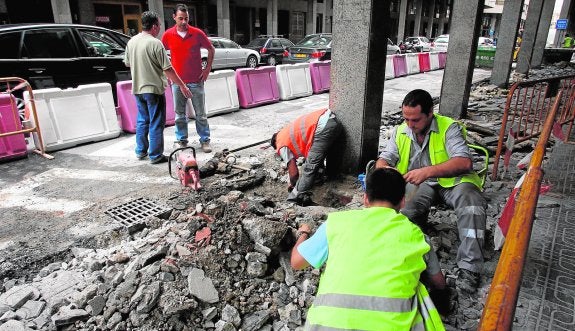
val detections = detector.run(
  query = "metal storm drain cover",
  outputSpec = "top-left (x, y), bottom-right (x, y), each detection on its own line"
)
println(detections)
top-left (105, 198), bottom-right (172, 231)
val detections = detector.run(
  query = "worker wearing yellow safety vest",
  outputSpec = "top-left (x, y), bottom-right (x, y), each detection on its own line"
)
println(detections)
top-left (563, 34), bottom-right (574, 48)
top-left (291, 168), bottom-right (449, 330)
top-left (376, 89), bottom-right (486, 294)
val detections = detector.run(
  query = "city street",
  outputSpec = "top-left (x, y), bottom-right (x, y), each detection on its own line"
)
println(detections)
top-left (0, 68), bottom-right (491, 278)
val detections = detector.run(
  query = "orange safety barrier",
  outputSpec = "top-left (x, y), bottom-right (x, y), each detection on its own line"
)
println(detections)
top-left (491, 75), bottom-right (575, 180)
top-left (0, 77), bottom-right (53, 159)
top-left (478, 92), bottom-right (562, 331)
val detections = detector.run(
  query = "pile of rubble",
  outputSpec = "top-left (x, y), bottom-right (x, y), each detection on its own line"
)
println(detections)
top-left (2, 62), bottom-right (574, 331)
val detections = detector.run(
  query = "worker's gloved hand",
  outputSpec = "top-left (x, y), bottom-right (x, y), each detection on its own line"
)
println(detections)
top-left (287, 184), bottom-right (294, 192)
top-left (429, 287), bottom-right (453, 316)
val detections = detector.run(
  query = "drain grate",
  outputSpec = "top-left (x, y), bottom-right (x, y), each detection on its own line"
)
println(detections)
top-left (105, 198), bottom-right (172, 229)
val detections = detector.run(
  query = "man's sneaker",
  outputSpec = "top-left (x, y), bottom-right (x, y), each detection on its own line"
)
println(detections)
top-left (174, 141), bottom-right (188, 148)
top-left (201, 142), bottom-right (212, 153)
top-left (150, 155), bottom-right (168, 164)
top-left (136, 153), bottom-right (148, 160)
top-left (456, 269), bottom-right (480, 293)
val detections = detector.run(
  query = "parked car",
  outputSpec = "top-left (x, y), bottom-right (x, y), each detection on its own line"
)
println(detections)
top-left (201, 37), bottom-right (260, 70)
top-left (283, 33), bottom-right (332, 64)
top-left (0, 23), bottom-right (131, 91)
top-left (430, 34), bottom-right (449, 52)
top-left (404, 36), bottom-right (432, 52)
top-left (387, 39), bottom-right (401, 54)
top-left (478, 37), bottom-right (496, 48)
top-left (245, 35), bottom-right (294, 65)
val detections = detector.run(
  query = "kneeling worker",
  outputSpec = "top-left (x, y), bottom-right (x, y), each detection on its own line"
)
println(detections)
top-left (270, 108), bottom-right (342, 206)
top-left (291, 168), bottom-right (447, 330)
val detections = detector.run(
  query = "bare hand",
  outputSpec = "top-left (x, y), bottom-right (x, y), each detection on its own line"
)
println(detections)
top-left (199, 68), bottom-right (210, 82)
top-left (404, 168), bottom-right (429, 185)
top-left (180, 85), bottom-right (192, 99)
top-left (298, 223), bottom-right (312, 233)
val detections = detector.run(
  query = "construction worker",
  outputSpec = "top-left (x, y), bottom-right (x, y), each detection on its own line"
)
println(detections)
top-left (291, 167), bottom-right (447, 330)
top-left (563, 33), bottom-right (574, 48)
top-left (376, 89), bottom-right (486, 294)
top-left (270, 108), bottom-right (342, 206)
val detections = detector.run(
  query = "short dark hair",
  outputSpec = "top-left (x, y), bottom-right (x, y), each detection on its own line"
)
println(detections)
top-left (174, 3), bottom-right (188, 14)
top-left (270, 132), bottom-right (278, 149)
top-left (365, 168), bottom-right (406, 206)
top-left (402, 89), bottom-right (434, 115)
top-left (141, 11), bottom-right (159, 31)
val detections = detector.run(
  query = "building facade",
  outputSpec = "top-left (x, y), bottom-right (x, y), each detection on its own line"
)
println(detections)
top-left (2, 0), bottom-right (569, 46)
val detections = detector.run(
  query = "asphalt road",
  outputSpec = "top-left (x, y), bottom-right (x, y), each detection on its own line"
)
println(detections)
top-left (0, 68), bottom-right (492, 278)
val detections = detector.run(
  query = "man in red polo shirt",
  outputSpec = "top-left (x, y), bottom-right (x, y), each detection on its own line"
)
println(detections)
top-left (162, 3), bottom-right (215, 153)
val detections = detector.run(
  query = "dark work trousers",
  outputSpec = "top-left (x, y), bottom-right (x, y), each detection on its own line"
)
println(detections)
top-left (288, 117), bottom-right (343, 201)
top-left (401, 182), bottom-right (486, 274)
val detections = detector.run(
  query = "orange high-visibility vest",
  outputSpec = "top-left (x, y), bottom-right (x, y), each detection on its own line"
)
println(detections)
top-left (275, 108), bottom-right (327, 157)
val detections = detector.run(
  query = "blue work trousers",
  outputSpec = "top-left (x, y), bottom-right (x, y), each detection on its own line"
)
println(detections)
top-left (134, 93), bottom-right (166, 161)
top-left (172, 82), bottom-right (210, 144)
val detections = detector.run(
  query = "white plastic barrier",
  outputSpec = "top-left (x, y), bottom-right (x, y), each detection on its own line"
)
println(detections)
top-left (24, 83), bottom-right (121, 152)
top-left (429, 52), bottom-right (440, 70)
top-left (405, 53), bottom-right (420, 75)
top-left (385, 55), bottom-right (395, 80)
top-left (205, 69), bottom-right (240, 117)
top-left (275, 63), bottom-right (313, 100)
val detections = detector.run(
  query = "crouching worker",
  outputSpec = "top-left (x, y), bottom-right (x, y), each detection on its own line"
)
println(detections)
top-left (270, 108), bottom-right (342, 206)
top-left (291, 167), bottom-right (448, 330)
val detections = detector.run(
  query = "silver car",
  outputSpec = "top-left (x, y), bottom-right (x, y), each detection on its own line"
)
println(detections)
top-left (430, 35), bottom-right (449, 52)
top-left (201, 37), bottom-right (260, 70)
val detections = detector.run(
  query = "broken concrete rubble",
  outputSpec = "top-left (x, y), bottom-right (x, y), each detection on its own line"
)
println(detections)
top-left (1, 64), bottom-right (573, 330)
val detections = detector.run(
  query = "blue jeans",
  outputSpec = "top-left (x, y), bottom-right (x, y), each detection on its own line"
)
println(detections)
top-left (134, 93), bottom-right (166, 160)
top-left (172, 82), bottom-right (210, 144)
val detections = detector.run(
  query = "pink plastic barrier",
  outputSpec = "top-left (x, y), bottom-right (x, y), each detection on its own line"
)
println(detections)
top-left (116, 81), bottom-right (177, 133)
top-left (438, 52), bottom-right (447, 69)
top-left (393, 55), bottom-right (408, 77)
top-left (309, 60), bottom-right (331, 94)
top-left (418, 53), bottom-right (431, 72)
top-left (235, 67), bottom-right (280, 108)
top-left (0, 94), bottom-right (27, 161)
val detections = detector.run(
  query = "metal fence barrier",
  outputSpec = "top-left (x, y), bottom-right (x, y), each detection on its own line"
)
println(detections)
top-left (491, 75), bottom-right (575, 180)
top-left (478, 92), bottom-right (563, 330)
top-left (0, 77), bottom-right (52, 159)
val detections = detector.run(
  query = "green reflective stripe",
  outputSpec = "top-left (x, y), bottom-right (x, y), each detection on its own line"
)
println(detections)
top-left (314, 293), bottom-right (414, 313)
top-left (289, 124), bottom-right (303, 157)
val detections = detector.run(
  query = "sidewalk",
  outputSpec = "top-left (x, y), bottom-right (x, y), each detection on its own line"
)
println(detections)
top-left (513, 141), bottom-right (575, 330)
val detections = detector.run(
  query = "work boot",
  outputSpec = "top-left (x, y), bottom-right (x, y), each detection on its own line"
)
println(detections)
top-left (150, 155), bottom-right (168, 164)
top-left (455, 269), bottom-right (480, 293)
top-left (201, 141), bottom-right (212, 153)
top-left (173, 140), bottom-right (188, 149)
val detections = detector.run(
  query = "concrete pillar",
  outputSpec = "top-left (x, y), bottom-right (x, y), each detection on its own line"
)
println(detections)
top-left (516, 0), bottom-right (544, 74)
top-left (397, 0), bottom-right (408, 42)
top-left (491, 0), bottom-right (525, 87)
top-left (553, 0), bottom-right (572, 46)
top-left (531, 0), bottom-right (556, 67)
top-left (437, 0), bottom-right (447, 34)
top-left (427, 0), bottom-right (436, 39)
top-left (217, 0), bottom-right (231, 39)
top-left (267, 0), bottom-right (278, 35)
top-left (307, 0), bottom-right (317, 34)
top-left (324, 0), bottom-right (333, 32)
top-left (329, 0), bottom-right (390, 174)
top-left (439, 0), bottom-right (483, 119)
top-left (414, 0), bottom-right (423, 36)
top-left (50, 0), bottom-right (72, 23)
top-left (147, 0), bottom-right (165, 35)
